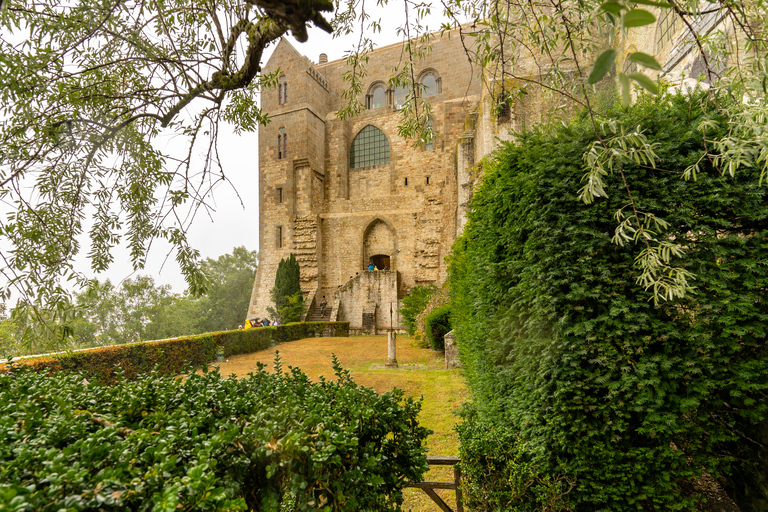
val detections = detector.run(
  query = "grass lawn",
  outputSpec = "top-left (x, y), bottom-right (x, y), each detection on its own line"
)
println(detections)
top-left (212, 334), bottom-right (469, 512)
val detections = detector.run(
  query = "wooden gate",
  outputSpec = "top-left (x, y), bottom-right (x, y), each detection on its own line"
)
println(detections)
top-left (406, 456), bottom-right (463, 512)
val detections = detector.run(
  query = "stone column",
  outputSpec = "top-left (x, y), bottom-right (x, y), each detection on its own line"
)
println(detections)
top-left (386, 330), bottom-right (398, 368)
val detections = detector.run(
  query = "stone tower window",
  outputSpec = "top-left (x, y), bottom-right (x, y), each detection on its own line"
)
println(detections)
top-left (367, 82), bottom-right (387, 109)
top-left (350, 125), bottom-right (390, 169)
top-left (276, 187), bottom-right (283, 204)
top-left (276, 226), bottom-right (283, 248)
top-left (393, 85), bottom-right (409, 110)
top-left (278, 127), bottom-right (287, 159)
top-left (278, 75), bottom-right (287, 105)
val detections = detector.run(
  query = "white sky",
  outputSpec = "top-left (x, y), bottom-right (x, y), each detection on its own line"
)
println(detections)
top-left (80, 4), bottom-right (454, 293)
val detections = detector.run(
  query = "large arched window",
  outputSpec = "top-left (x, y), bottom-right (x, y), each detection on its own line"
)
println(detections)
top-left (278, 127), bottom-right (287, 159)
top-left (350, 125), bottom-right (390, 169)
top-left (278, 75), bottom-right (287, 105)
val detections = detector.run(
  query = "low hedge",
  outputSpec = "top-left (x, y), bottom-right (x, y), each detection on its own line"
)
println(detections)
top-left (1, 321), bottom-right (350, 383)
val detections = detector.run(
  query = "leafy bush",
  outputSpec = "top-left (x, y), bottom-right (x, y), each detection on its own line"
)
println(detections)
top-left (400, 284), bottom-right (438, 335)
top-left (0, 357), bottom-right (431, 511)
top-left (450, 92), bottom-right (768, 510)
top-left (424, 304), bottom-right (451, 350)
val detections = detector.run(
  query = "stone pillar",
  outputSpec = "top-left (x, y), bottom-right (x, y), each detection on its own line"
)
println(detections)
top-left (386, 330), bottom-right (398, 368)
top-left (444, 330), bottom-right (463, 369)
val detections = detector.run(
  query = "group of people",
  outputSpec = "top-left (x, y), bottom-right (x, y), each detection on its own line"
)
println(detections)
top-left (239, 317), bottom-right (281, 329)
top-left (367, 262), bottom-right (390, 271)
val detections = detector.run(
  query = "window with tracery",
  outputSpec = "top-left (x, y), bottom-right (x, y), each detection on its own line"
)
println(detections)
top-left (278, 128), bottom-right (287, 159)
top-left (278, 75), bottom-right (287, 105)
top-left (350, 125), bottom-right (390, 169)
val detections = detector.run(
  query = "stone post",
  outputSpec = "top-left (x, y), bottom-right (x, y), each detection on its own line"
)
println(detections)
top-left (386, 329), bottom-right (398, 368)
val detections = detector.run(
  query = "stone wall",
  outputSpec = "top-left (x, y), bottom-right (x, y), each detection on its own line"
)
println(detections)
top-left (249, 29), bottom-right (483, 326)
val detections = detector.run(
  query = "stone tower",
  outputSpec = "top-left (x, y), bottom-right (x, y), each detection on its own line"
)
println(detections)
top-left (248, 31), bottom-right (483, 332)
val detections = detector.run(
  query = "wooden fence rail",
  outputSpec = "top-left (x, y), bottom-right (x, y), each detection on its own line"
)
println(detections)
top-left (406, 456), bottom-right (463, 512)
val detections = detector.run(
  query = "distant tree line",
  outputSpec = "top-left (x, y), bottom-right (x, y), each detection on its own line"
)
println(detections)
top-left (0, 247), bottom-right (257, 358)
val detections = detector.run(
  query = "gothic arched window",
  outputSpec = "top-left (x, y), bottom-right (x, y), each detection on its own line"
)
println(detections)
top-left (350, 125), bottom-right (390, 169)
top-left (278, 75), bottom-right (287, 105)
top-left (278, 127), bottom-right (287, 159)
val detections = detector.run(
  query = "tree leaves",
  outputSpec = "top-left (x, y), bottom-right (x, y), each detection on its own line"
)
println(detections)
top-left (588, 49), bottom-right (618, 84)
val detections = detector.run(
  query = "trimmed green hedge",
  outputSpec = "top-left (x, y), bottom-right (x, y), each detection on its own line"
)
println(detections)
top-left (424, 304), bottom-right (451, 350)
top-left (1, 321), bottom-right (350, 383)
top-left (450, 92), bottom-right (768, 510)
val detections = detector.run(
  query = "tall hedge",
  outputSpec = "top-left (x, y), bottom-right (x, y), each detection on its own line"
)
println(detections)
top-left (450, 92), bottom-right (768, 511)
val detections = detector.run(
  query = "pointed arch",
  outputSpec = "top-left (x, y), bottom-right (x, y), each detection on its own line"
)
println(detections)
top-left (361, 218), bottom-right (396, 270)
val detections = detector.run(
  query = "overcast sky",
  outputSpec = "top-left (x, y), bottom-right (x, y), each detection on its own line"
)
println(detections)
top-left (86, 4), bottom-right (452, 293)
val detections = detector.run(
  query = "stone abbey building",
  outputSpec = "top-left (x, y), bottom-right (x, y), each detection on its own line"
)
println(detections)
top-left (247, 12), bottom-right (733, 332)
top-left (247, 30), bottom-right (490, 332)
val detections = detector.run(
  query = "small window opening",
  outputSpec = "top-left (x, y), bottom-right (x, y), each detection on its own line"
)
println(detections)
top-left (276, 226), bottom-right (283, 248)
top-left (404, 177), bottom-right (408, 186)
top-left (278, 75), bottom-right (287, 105)
top-left (426, 176), bottom-right (430, 185)
top-left (276, 187), bottom-right (283, 204)
top-left (278, 128), bottom-right (287, 159)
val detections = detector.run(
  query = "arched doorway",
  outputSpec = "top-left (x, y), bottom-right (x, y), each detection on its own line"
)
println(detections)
top-left (363, 219), bottom-right (395, 270)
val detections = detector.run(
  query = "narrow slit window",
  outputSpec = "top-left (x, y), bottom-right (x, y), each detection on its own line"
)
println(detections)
top-left (277, 187), bottom-right (283, 204)
top-left (278, 128), bottom-right (287, 159)
top-left (426, 176), bottom-right (430, 185)
top-left (276, 226), bottom-right (283, 248)
top-left (278, 75), bottom-right (287, 105)
top-left (404, 178), bottom-right (408, 186)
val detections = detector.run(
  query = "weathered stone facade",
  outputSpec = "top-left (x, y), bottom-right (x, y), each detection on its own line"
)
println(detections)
top-left (248, 31), bottom-right (483, 332)
top-left (248, 14), bottom-right (733, 333)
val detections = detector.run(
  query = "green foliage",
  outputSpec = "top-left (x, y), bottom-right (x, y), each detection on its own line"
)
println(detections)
top-left (457, 420), bottom-right (572, 512)
top-left (424, 304), bottom-right (451, 351)
top-left (2, 322), bottom-right (350, 382)
top-left (0, 355), bottom-right (430, 511)
top-left (269, 254), bottom-right (302, 323)
top-left (195, 247), bottom-right (258, 333)
top-left (400, 284), bottom-right (438, 336)
top-left (450, 92), bottom-right (768, 510)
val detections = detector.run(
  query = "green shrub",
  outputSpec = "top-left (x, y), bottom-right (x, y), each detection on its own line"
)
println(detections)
top-left (457, 420), bottom-right (571, 512)
top-left (424, 304), bottom-right (451, 350)
top-left (0, 357), bottom-right (431, 511)
top-left (400, 284), bottom-right (438, 336)
top-left (450, 92), bottom-right (768, 510)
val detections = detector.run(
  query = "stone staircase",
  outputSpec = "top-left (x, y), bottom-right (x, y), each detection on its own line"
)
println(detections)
top-left (307, 305), bottom-right (331, 323)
